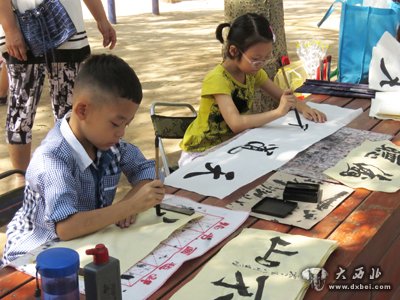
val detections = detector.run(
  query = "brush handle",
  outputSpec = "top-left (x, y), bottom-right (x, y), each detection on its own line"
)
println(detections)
top-left (154, 136), bottom-right (164, 216)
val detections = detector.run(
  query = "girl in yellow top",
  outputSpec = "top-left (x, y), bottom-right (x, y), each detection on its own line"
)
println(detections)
top-left (179, 13), bottom-right (326, 166)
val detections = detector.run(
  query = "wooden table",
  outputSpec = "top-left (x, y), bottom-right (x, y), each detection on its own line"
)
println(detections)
top-left (1, 94), bottom-right (399, 300)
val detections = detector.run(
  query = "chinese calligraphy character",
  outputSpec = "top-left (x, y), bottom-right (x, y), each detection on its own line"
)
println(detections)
top-left (255, 236), bottom-right (299, 267)
top-left (140, 274), bottom-right (157, 285)
top-left (339, 162), bottom-right (393, 181)
top-left (184, 162), bottom-right (234, 180)
top-left (211, 270), bottom-right (268, 300)
top-left (335, 266), bottom-right (347, 280)
top-left (365, 144), bottom-right (400, 166)
top-left (369, 267), bottom-right (382, 280)
top-left (228, 141), bottom-right (278, 156)
top-left (201, 233), bottom-right (214, 240)
top-left (159, 262), bottom-right (176, 270)
top-left (352, 266), bottom-right (365, 280)
top-left (214, 221), bottom-right (230, 230)
top-left (379, 58), bottom-right (400, 88)
top-left (181, 246), bottom-right (197, 255)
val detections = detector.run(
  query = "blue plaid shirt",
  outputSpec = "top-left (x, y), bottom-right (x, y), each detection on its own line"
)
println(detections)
top-left (2, 113), bottom-right (155, 264)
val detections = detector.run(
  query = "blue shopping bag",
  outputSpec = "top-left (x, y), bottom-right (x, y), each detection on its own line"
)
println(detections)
top-left (318, 0), bottom-right (400, 83)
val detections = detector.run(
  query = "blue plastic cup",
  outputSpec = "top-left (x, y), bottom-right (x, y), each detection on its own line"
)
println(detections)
top-left (36, 247), bottom-right (80, 300)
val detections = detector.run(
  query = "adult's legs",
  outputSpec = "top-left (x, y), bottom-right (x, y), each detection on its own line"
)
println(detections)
top-left (48, 62), bottom-right (80, 119)
top-left (6, 63), bottom-right (46, 174)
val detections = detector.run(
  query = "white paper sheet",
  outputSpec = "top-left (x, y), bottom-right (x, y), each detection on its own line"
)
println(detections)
top-left (171, 229), bottom-right (337, 300)
top-left (227, 172), bottom-right (354, 229)
top-left (369, 32), bottom-right (400, 92)
top-left (165, 103), bottom-right (362, 198)
top-left (324, 140), bottom-right (400, 192)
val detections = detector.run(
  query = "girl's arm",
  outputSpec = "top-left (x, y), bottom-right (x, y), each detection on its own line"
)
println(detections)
top-left (214, 89), bottom-right (294, 133)
top-left (259, 79), bottom-right (327, 123)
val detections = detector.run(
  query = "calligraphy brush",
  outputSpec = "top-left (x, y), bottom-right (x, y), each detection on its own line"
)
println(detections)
top-left (279, 56), bottom-right (303, 129)
top-left (154, 136), bottom-right (165, 216)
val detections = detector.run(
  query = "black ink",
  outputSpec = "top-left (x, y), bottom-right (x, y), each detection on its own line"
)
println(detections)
top-left (155, 205), bottom-right (166, 217)
top-left (184, 162), bottom-right (234, 180)
top-left (339, 162), bottom-right (393, 181)
top-left (211, 270), bottom-right (268, 300)
top-left (255, 236), bottom-right (299, 267)
top-left (289, 122), bottom-right (309, 131)
top-left (317, 191), bottom-right (349, 211)
top-left (303, 209), bottom-right (317, 220)
top-left (379, 58), bottom-right (400, 88)
top-left (120, 274), bottom-right (135, 280)
top-left (228, 141), bottom-right (278, 156)
top-left (162, 217), bottom-right (178, 223)
top-left (365, 144), bottom-right (400, 166)
top-left (212, 271), bottom-right (253, 296)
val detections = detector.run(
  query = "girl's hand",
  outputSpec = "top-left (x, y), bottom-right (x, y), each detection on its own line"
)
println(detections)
top-left (301, 105), bottom-right (327, 123)
top-left (277, 90), bottom-right (296, 117)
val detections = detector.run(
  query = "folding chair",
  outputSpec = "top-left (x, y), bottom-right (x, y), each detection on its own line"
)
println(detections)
top-left (150, 101), bottom-right (197, 177)
top-left (0, 169), bottom-right (25, 256)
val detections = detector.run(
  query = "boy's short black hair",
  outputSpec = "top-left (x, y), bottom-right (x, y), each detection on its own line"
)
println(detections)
top-left (75, 54), bottom-right (143, 104)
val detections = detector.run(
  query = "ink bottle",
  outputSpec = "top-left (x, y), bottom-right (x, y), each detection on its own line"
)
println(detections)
top-left (83, 244), bottom-right (122, 300)
top-left (36, 247), bottom-right (80, 300)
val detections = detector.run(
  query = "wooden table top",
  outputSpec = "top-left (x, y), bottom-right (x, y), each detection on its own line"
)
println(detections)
top-left (1, 94), bottom-right (399, 300)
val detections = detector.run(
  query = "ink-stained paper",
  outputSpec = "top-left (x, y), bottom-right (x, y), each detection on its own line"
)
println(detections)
top-left (171, 229), bottom-right (337, 300)
top-left (369, 32), bottom-right (400, 92)
top-left (165, 102), bottom-right (362, 198)
top-left (278, 127), bottom-right (392, 182)
top-left (370, 92), bottom-right (400, 120)
top-left (54, 208), bottom-right (202, 273)
top-left (227, 172), bottom-right (354, 229)
top-left (324, 140), bottom-right (400, 192)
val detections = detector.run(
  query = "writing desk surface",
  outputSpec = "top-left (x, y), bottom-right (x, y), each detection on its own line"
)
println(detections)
top-left (1, 95), bottom-right (399, 300)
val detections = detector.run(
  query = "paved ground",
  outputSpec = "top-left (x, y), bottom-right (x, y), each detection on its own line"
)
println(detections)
top-left (0, 0), bottom-right (340, 197)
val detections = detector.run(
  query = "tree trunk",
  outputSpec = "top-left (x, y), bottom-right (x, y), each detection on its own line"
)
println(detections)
top-left (224, 0), bottom-right (288, 112)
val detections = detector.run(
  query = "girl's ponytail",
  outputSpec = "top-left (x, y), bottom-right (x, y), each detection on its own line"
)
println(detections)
top-left (215, 23), bottom-right (230, 44)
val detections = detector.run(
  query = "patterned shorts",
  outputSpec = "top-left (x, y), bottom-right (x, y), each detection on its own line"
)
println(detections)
top-left (5, 62), bottom-right (80, 144)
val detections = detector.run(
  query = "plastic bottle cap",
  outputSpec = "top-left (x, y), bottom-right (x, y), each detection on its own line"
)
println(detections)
top-left (85, 243), bottom-right (110, 265)
top-left (36, 247), bottom-right (79, 278)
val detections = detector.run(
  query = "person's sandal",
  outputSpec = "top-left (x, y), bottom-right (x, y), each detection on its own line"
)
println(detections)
top-left (0, 95), bottom-right (7, 105)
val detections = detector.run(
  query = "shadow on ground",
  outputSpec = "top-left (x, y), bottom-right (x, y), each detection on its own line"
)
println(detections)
top-left (0, 1), bottom-right (339, 198)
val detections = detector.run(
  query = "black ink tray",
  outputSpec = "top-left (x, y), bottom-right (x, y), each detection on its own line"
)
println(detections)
top-left (251, 197), bottom-right (297, 218)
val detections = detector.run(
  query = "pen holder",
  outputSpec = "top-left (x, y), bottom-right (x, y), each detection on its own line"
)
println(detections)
top-left (283, 181), bottom-right (321, 203)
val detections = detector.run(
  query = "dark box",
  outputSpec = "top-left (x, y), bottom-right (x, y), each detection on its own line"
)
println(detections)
top-left (283, 181), bottom-right (321, 203)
